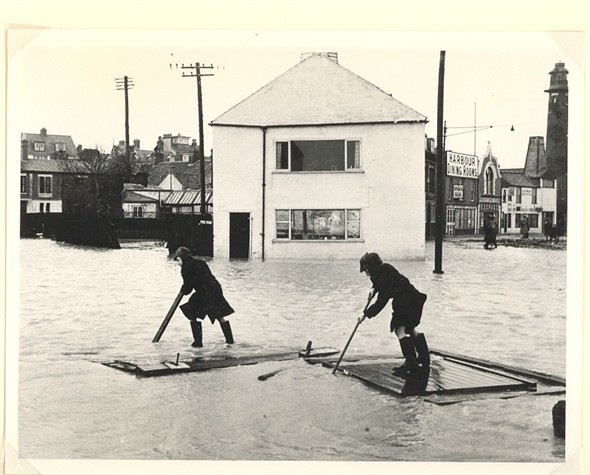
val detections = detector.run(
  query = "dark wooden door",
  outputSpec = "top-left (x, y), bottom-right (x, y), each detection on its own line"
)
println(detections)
top-left (229, 212), bottom-right (250, 259)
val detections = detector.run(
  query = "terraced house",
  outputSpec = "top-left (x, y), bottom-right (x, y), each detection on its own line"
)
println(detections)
top-left (211, 52), bottom-right (427, 260)
top-left (20, 128), bottom-right (78, 214)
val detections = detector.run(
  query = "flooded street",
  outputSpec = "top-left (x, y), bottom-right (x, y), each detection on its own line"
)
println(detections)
top-left (12, 238), bottom-right (567, 465)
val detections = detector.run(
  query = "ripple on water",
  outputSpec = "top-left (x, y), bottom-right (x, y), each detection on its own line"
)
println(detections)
top-left (14, 239), bottom-right (568, 462)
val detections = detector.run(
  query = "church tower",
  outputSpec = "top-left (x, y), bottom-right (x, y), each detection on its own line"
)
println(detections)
top-left (543, 62), bottom-right (568, 232)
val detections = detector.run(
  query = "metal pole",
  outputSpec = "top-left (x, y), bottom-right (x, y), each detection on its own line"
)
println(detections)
top-left (434, 51), bottom-right (446, 275)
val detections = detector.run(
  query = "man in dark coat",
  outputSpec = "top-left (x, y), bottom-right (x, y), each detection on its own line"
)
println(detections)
top-left (173, 246), bottom-right (235, 347)
top-left (484, 216), bottom-right (498, 249)
top-left (357, 252), bottom-right (429, 375)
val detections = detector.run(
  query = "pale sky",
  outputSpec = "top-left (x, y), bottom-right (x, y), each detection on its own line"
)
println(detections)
top-left (8, 30), bottom-right (582, 170)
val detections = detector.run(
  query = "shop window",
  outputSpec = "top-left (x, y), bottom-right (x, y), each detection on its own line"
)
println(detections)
top-left (275, 208), bottom-right (361, 240)
top-left (275, 139), bottom-right (361, 171)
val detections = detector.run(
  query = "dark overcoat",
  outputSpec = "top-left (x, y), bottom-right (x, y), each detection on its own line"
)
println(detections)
top-left (364, 263), bottom-right (427, 332)
top-left (179, 257), bottom-right (235, 324)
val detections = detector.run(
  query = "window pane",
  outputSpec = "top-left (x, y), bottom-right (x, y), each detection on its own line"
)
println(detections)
top-left (347, 221), bottom-right (360, 238)
top-left (346, 140), bottom-right (360, 169)
top-left (291, 140), bottom-right (344, 171)
top-left (276, 209), bottom-right (289, 221)
top-left (276, 222), bottom-right (289, 239)
top-left (276, 142), bottom-right (288, 169)
top-left (291, 209), bottom-right (345, 240)
top-left (347, 209), bottom-right (360, 221)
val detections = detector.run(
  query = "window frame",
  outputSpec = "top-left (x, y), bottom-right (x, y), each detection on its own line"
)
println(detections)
top-left (38, 174), bottom-right (52, 196)
top-left (33, 142), bottom-right (45, 152)
top-left (21, 174), bottom-right (27, 194)
top-left (274, 139), bottom-right (362, 172)
top-left (275, 208), bottom-right (362, 241)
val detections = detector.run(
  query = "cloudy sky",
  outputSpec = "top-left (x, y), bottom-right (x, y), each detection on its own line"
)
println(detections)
top-left (8, 29), bottom-right (582, 171)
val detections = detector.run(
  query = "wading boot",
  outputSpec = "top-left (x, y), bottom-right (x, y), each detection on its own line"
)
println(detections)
top-left (412, 333), bottom-right (430, 368)
top-left (393, 336), bottom-right (418, 376)
top-left (190, 320), bottom-right (203, 348)
top-left (220, 320), bottom-right (234, 344)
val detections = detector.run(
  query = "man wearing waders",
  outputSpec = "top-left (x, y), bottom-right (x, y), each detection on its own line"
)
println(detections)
top-left (173, 246), bottom-right (235, 347)
top-left (357, 252), bottom-right (430, 375)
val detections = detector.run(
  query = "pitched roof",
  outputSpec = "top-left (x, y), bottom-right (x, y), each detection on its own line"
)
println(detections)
top-left (211, 54), bottom-right (427, 127)
top-left (122, 190), bottom-right (162, 203)
top-left (20, 159), bottom-right (89, 173)
top-left (21, 131), bottom-right (78, 157)
top-left (147, 160), bottom-right (212, 189)
top-left (501, 169), bottom-right (540, 187)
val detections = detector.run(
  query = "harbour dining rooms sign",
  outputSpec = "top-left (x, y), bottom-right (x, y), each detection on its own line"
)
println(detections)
top-left (446, 151), bottom-right (479, 178)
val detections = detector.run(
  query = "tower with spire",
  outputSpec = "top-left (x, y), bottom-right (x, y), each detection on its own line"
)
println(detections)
top-left (542, 62), bottom-right (568, 232)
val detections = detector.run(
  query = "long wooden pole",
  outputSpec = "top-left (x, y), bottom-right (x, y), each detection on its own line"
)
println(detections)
top-left (152, 291), bottom-right (184, 342)
top-left (332, 293), bottom-right (374, 374)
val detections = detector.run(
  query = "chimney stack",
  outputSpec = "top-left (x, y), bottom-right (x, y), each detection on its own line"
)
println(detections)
top-left (133, 139), bottom-right (140, 150)
top-left (40, 128), bottom-right (47, 137)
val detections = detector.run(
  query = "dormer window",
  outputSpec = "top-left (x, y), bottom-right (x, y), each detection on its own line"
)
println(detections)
top-left (33, 142), bottom-right (45, 152)
top-left (54, 142), bottom-right (66, 152)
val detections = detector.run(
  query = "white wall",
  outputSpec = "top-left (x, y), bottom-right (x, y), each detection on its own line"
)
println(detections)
top-left (28, 199), bottom-right (62, 213)
top-left (212, 123), bottom-right (425, 260)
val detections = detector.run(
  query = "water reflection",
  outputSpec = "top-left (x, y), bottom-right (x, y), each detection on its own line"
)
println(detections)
top-left (14, 238), bottom-right (567, 462)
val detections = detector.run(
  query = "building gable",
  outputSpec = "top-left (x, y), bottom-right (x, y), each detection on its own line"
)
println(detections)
top-left (211, 53), bottom-right (427, 127)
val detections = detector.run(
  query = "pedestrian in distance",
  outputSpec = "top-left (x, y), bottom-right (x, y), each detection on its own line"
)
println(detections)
top-left (357, 252), bottom-right (430, 376)
top-left (544, 217), bottom-right (552, 242)
top-left (173, 246), bottom-right (235, 347)
top-left (520, 215), bottom-right (530, 239)
top-left (484, 216), bottom-right (498, 249)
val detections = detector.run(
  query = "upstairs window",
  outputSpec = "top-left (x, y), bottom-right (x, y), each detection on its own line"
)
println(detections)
top-left (39, 175), bottom-right (52, 195)
top-left (54, 142), bottom-right (66, 152)
top-left (485, 167), bottom-right (494, 195)
top-left (531, 188), bottom-right (537, 205)
top-left (515, 187), bottom-right (522, 204)
top-left (34, 142), bottom-right (45, 152)
top-left (275, 139), bottom-right (361, 171)
top-left (21, 174), bottom-right (27, 194)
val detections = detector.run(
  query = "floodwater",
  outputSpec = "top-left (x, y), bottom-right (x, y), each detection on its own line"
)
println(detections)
top-left (13, 238), bottom-right (567, 466)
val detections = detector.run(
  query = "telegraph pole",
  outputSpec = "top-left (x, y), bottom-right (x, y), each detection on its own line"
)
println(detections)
top-left (115, 76), bottom-right (134, 164)
top-left (434, 51), bottom-right (446, 275)
top-left (175, 62), bottom-right (214, 215)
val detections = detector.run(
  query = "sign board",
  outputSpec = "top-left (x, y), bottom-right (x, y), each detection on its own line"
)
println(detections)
top-left (446, 152), bottom-right (479, 178)
top-left (521, 188), bottom-right (532, 196)
top-left (453, 185), bottom-right (464, 199)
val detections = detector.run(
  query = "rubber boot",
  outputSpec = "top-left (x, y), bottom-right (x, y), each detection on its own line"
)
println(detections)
top-left (220, 320), bottom-right (234, 344)
top-left (190, 320), bottom-right (203, 348)
top-left (393, 337), bottom-right (418, 375)
top-left (412, 333), bottom-right (430, 367)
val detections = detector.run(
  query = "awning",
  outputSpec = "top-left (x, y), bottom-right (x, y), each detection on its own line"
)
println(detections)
top-left (163, 190), bottom-right (213, 206)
